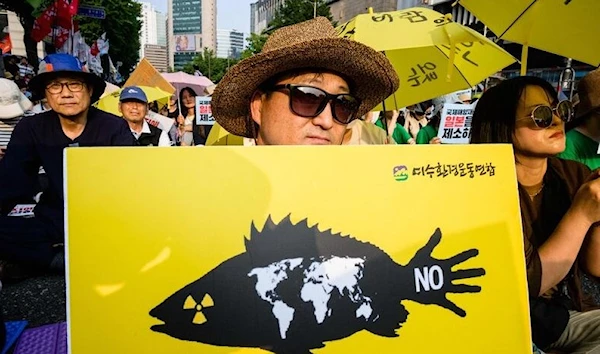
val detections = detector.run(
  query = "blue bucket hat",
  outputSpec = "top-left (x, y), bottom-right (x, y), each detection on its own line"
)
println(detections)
top-left (119, 86), bottom-right (148, 103)
top-left (28, 53), bottom-right (106, 102)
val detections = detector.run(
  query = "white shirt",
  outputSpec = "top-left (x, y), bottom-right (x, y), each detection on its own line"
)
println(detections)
top-left (131, 120), bottom-right (171, 147)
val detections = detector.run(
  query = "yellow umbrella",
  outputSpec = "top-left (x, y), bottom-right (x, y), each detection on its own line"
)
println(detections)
top-left (337, 7), bottom-right (516, 111)
top-left (95, 86), bottom-right (172, 116)
top-left (459, 0), bottom-right (600, 75)
top-left (205, 122), bottom-right (244, 146)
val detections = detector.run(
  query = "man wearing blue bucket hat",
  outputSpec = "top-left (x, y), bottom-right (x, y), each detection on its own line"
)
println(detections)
top-left (0, 53), bottom-right (135, 278)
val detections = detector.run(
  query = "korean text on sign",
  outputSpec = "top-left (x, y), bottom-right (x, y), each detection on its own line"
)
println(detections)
top-left (437, 103), bottom-right (475, 144)
top-left (412, 162), bottom-right (496, 179)
top-left (195, 96), bottom-right (215, 126)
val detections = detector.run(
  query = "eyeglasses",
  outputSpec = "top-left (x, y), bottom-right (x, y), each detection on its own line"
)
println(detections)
top-left (518, 100), bottom-right (573, 128)
top-left (268, 84), bottom-right (361, 124)
top-left (46, 81), bottom-right (85, 94)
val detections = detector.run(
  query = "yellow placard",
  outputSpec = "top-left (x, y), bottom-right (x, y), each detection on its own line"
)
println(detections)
top-left (65, 145), bottom-right (531, 353)
top-left (124, 58), bottom-right (175, 95)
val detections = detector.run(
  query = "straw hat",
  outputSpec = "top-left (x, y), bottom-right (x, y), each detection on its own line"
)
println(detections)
top-left (574, 67), bottom-right (600, 121)
top-left (211, 17), bottom-right (399, 138)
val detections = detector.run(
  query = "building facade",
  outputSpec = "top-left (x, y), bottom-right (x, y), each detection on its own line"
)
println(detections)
top-left (0, 10), bottom-right (44, 58)
top-left (216, 29), bottom-right (244, 59)
top-left (139, 2), bottom-right (158, 59)
top-left (250, 0), bottom-right (286, 34)
top-left (168, 0), bottom-right (216, 70)
top-left (156, 11), bottom-right (167, 47)
top-left (144, 44), bottom-right (168, 72)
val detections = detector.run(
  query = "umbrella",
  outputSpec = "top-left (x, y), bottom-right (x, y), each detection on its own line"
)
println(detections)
top-left (459, 0), bottom-right (600, 75)
top-left (100, 81), bottom-right (120, 99)
top-left (161, 72), bottom-right (215, 96)
top-left (95, 86), bottom-right (172, 117)
top-left (337, 7), bottom-right (516, 111)
top-left (205, 122), bottom-right (244, 146)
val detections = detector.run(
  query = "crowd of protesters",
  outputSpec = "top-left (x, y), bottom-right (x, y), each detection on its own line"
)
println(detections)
top-left (1, 16), bottom-right (600, 354)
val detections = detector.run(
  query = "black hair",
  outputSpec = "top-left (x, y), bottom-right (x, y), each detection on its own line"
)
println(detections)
top-left (179, 86), bottom-right (197, 117)
top-left (470, 76), bottom-right (558, 144)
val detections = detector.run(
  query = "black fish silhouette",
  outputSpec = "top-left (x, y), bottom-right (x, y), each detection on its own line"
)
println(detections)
top-left (150, 216), bottom-right (485, 353)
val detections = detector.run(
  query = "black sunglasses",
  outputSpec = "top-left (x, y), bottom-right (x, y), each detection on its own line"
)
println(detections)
top-left (518, 100), bottom-right (573, 128)
top-left (268, 84), bottom-right (361, 124)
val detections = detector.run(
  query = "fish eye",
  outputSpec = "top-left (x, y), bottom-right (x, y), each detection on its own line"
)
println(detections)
top-left (183, 293), bottom-right (215, 325)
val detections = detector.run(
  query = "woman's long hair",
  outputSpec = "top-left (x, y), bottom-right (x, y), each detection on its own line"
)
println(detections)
top-left (470, 76), bottom-right (558, 144)
top-left (179, 87), bottom-right (197, 117)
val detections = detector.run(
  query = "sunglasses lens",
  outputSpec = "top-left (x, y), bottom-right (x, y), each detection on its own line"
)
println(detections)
top-left (289, 86), bottom-right (327, 117)
top-left (333, 95), bottom-right (360, 123)
top-left (532, 106), bottom-right (553, 128)
top-left (557, 100), bottom-right (573, 122)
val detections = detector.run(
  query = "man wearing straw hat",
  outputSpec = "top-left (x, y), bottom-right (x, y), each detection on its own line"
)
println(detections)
top-left (211, 17), bottom-right (399, 146)
top-left (559, 68), bottom-right (600, 170)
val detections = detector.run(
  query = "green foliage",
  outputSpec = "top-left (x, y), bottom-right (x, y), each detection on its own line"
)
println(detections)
top-left (240, 32), bottom-right (268, 59)
top-left (78, 0), bottom-right (142, 78)
top-left (266, 0), bottom-right (334, 34)
top-left (240, 0), bottom-right (334, 58)
top-left (182, 48), bottom-right (239, 84)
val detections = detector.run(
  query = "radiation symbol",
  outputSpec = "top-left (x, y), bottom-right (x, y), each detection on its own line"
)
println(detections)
top-left (183, 293), bottom-right (214, 324)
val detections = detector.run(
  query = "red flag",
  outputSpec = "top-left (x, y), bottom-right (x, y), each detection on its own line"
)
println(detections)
top-left (53, 26), bottom-right (70, 48)
top-left (55, 0), bottom-right (73, 29)
top-left (0, 34), bottom-right (12, 54)
top-left (32, 9), bottom-right (54, 41)
top-left (68, 0), bottom-right (79, 16)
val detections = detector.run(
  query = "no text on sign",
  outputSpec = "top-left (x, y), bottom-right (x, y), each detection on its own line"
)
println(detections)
top-left (78, 5), bottom-right (106, 19)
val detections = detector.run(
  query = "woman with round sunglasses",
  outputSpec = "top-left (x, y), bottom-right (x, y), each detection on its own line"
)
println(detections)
top-left (470, 76), bottom-right (600, 353)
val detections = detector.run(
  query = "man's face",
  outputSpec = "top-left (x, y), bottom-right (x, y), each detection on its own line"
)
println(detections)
top-left (119, 100), bottom-right (148, 124)
top-left (45, 75), bottom-right (93, 118)
top-left (250, 72), bottom-right (351, 145)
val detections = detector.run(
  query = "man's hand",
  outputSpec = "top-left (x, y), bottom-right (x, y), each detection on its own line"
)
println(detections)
top-left (403, 228), bottom-right (485, 317)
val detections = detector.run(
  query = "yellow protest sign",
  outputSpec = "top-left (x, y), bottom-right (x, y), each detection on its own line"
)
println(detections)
top-left (65, 145), bottom-right (531, 353)
top-left (124, 58), bottom-right (175, 95)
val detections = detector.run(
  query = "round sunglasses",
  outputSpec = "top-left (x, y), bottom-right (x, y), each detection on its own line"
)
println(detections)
top-left (518, 100), bottom-right (573, 129)
top-left (268, 84), bottom-right (361, 124)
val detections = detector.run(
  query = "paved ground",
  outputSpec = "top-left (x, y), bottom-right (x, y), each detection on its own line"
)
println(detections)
top-left (1, 275), bottom-right (66, 327)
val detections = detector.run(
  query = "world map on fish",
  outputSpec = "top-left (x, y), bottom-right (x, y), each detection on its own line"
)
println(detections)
top-left (248, 256), bottom-right (374, 339)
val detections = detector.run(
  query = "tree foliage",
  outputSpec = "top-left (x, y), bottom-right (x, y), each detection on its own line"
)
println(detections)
top-left (182, 48), bottom-right (238, 84)
top-left (240, 32), bottom-right (268, 60)
top-left (0, 0), bottom-right (141, 78)
top-left (77, 0), bottom-right (142, 78)
top-left (266, 0), bottom-right (333, 34)
top-left (241, 0), bottom-right (334, 58)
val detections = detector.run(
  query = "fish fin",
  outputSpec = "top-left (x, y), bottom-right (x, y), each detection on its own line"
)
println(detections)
top-left (366, 304), bottom-right (408, 338)
top-left (244, 214), bottom-right (392, 264)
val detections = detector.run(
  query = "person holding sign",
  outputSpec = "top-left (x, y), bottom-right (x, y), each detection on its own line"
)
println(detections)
top-left (118, 86), bottom-right (170, 147)
top-left (211, 17), bottom-right (398, 146)
top-left (470, 76), bottom-right (600, 353)
top-left (178, 87), bottom-right (197, 146)
top-left (0, 54), bottom-right (135, 279)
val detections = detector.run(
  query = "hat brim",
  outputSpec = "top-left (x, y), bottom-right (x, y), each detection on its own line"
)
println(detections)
top-left (29, 71), bottom-right (107, 102)
top-left (0, 93), bottom-right (33, 119)
top-left (212, 38), bottom-right (399, 138)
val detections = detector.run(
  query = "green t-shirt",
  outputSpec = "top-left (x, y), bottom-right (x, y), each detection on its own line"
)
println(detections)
top-left (558, 129), bottom-right (600, 170)
top-left (416, 125), bottom-right (437, 144)
top-left (375, 119), bottom-right (412, 144)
